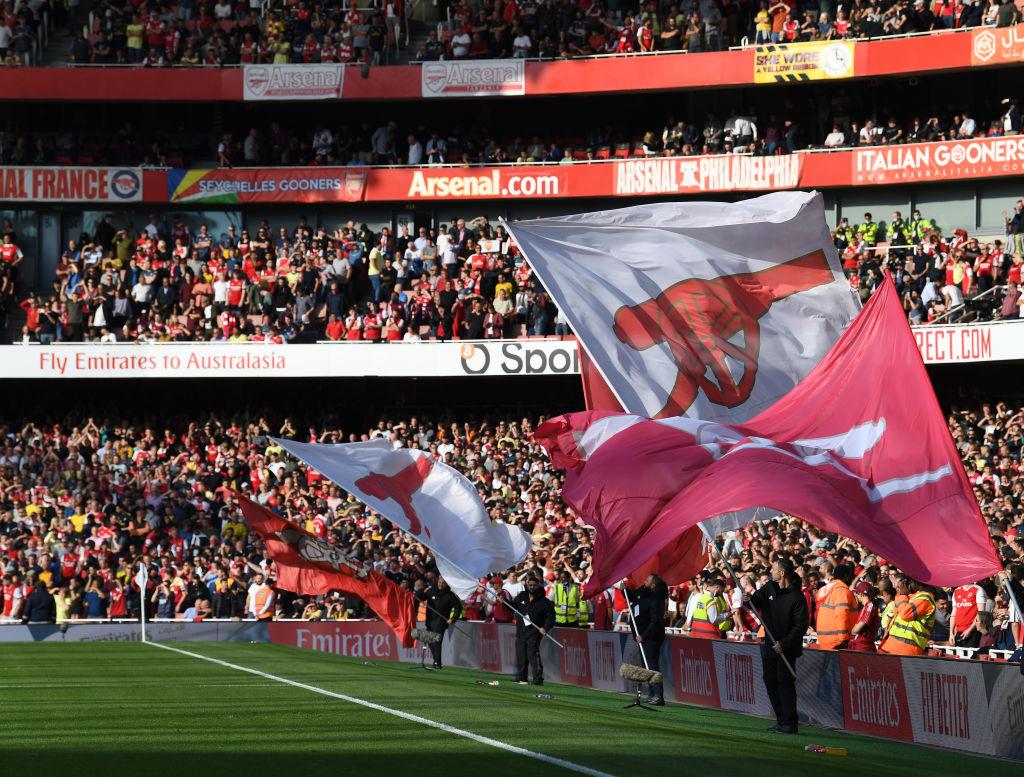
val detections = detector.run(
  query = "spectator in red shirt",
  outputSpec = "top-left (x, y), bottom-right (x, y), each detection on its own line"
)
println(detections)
top-left (849, 581), bottom-right (880, 652)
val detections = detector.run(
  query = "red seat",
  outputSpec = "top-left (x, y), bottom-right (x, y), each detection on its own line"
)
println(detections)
top-left (595, 146), bottom-right (611, 159)
top-left (613, 143), bottom-right (630, 158)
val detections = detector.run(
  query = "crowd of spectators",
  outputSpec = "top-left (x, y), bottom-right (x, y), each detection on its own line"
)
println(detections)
top-left (214, 100), bottom-right (1021, 166)
top-left (423, 0), bottom-right (1022, 61)
top-left (835, 200), bottom-right (1023, 323)
top-left (12, 212), bottom-right (565, 344)
top-left (69, 0), bottom-right (400, 67)
top-left (43, 0), bottom-right (1024, 68)
top-left (0, 401), bottom-right (1021, 659)
top-left (0, 0), bottom-right (48, 66)
top-left (4, 96), bottom-right (1018, 170)
top-left (8, 197), bottom-right (1024, 344)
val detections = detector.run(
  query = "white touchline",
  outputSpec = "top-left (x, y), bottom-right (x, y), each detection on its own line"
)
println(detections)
top-left (146, 642), bottom-right (618, 777)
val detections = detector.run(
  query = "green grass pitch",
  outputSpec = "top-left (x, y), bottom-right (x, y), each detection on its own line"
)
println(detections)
top-left (0, 642), bottom-right (1001, 776)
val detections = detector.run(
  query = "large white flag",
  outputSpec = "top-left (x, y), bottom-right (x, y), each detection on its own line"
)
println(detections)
top-left (505, 191), bottom-right (859, 424)
top-left (272, 438), bottom-right (531, 599)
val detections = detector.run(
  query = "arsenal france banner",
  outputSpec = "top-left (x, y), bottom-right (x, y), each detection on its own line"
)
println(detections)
top-left (271, 439), bottom-right (532, 600)
top-left (237, 496), bottom-right (416, 646)
top-left (534, 276), bottom-right (1002, 594)
top-left (505, 191), bottom-right (859, 424)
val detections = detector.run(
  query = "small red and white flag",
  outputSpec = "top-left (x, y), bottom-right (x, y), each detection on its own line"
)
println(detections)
top-left (271, 439), bottom-right (532, 599)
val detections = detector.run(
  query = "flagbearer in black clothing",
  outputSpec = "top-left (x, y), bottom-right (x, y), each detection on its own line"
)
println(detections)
top-left (744, 558), bottom-right (809, 734)
top-left (416, 577), bottom-right (462, 668)
top-left (628, 573), bottom-right (668, 705)
top-left (513, 575), bottom-right (557, 685)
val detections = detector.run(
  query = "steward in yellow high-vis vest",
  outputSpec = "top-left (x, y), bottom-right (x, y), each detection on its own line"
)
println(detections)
top-left (689, 578), bottom-right (732, 638)
top-left (880, 578), bottom-right (935, 656)
top-left (553, 571), bottom-right (582, 627)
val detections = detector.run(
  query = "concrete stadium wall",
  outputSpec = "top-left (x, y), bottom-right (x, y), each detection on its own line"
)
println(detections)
top-left (3, 621), bottom-right (1021, 760)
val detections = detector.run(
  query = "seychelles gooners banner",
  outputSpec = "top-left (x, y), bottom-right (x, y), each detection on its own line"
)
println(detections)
top-left (167, 167), bottom-right (367, 204)
top-left (237, 496), bottom-right (417, 647)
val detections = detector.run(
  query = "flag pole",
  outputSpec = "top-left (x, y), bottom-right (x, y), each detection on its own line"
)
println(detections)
top-left (1001, 575), bottom-right (1023, 638)
top-left (423, 603), bottom-right (473, 639)
top-left (474, 581), bottom-right (564, 649)
top-left (137, 563), bottom-right (147, 644)
top-left (621, 583), bottom-right (651, 671)
top-left (699, 525), bottom-right (797, 679)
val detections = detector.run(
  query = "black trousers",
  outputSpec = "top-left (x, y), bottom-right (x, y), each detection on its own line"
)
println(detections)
top-left (429, 627), bottom-right (446, 666)
top-left (761, 645), bottom-right (799, 728)
top-left (515, 629), bottom-right (543, 682)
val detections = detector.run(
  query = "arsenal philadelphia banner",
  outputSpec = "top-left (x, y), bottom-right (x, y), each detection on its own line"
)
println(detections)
top-left (272, 439), bottom-right (532, 599)
top-left (505, 191), bottom-right (859, 424)
top-left (237, 496), bottom-right (416, 646)
top-left (534, 276), bottom-right (1002, 594)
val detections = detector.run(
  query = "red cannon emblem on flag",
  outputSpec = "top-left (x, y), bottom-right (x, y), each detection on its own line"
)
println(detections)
top-left (356, 456), bottom-right (434, 538)
top-left (612, 250), bottom-right (833, 418)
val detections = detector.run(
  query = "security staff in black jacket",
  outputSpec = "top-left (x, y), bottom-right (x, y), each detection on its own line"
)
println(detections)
top-left (513, 575), bottom-right (556, 685)
top-left (21, 580), bottom-right (57, 624)
top-left (628, 574), bottom-right (668, 705)
top-left (416, 577), bottom-right (463, 668)
top-left (746, 558), bottom-right (809, 734)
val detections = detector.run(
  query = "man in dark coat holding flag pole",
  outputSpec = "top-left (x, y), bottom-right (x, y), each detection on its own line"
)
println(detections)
top-left (417, 577), bottom-right (462, 669)
top-left (745, 558), bottom-right (808, 734)
top-left (513, 575), bottom-right (556, 685)
top-left (628, 573), bottom-right (668, 705)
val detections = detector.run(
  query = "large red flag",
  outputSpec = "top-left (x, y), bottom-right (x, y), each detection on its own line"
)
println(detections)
top-left (538, 276), bottom-right (1001, 596)
top-left (579, 346), bottom-right (710, 586)
top-left (237, 496), bottom-right (416, 647)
